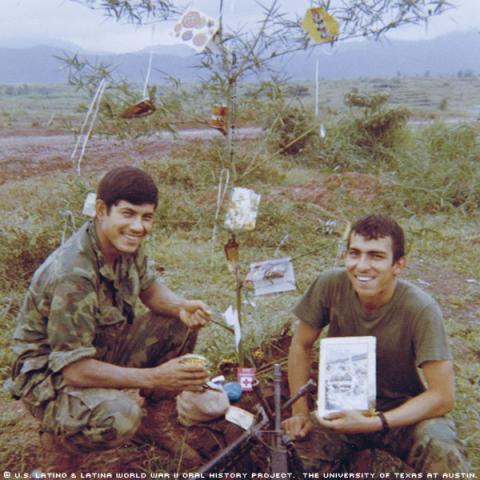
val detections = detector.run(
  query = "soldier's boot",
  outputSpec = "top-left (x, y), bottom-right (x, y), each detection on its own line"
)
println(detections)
top-left (136, 399), bottom-right (202, 470)
top-left (39, 432), bottom-right (79, 474)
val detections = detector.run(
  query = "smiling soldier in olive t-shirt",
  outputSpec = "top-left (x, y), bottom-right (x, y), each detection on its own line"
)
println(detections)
top-left (282, 214), bottom-right (470, 474)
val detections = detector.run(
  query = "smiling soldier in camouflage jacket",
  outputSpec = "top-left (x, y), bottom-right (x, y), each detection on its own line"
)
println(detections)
top-left (8, 167), bottom-right (212, 472)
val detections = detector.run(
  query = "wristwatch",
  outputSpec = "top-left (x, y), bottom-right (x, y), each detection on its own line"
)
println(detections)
top-left (377, 411), bottom-right (390, 432)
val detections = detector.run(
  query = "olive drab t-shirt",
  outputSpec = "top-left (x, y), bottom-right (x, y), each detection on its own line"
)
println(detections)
top-left (293, 268), bottom-right (452, 411)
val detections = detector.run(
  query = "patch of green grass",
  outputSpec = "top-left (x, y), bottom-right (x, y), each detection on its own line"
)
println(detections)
top-left (0, 410), bottom-right (19, 429)
top-left (0, 84), bottom-right (85, 129)
top-left (0, 295), bottom-right (19, 380)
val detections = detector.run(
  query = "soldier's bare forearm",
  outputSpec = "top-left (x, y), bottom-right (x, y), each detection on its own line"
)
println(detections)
top-left (62, 357), bottom-right (209, 392)
top-left (287, 320), bottom-right (321, 417)
top-left (288, 343), bottom-right (313, 416)
top-left (62, 358), bottom-right (155, 389)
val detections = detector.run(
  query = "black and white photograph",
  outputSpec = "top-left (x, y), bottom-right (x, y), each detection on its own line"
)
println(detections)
top-left (245, 257), bottom-right (296, 296)
top-left (318, 336), bottom-right (376, 416)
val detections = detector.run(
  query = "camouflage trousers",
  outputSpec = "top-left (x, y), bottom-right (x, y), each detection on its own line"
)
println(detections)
top-left (295, 414), bottom-right (471, 474)
top-left (29, 312), bottom-right (196, 453)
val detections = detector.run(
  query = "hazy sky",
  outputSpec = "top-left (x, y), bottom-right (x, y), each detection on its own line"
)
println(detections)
top-left (1, 0), bottom-right (479, 53)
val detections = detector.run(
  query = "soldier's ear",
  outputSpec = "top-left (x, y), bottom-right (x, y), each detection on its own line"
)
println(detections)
top-left (95, 199), bottom-right (108, 219)
top-left (393, 256), bottom-right (406, 276)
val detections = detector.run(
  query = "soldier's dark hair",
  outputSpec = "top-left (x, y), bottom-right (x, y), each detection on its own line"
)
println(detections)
top-left (347, 214), bottom-right (405, 263)
top-left (97, 167), bottom-right (158, 210)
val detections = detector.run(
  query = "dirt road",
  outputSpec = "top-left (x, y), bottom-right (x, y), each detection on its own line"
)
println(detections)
top-left (0, 127), bottom-right (261, 184)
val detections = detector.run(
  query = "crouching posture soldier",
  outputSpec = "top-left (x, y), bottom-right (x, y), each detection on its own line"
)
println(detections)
top-left (283, 214), bottom-right (471, 474)
top-left (7, 167), bottom-right (212, 472)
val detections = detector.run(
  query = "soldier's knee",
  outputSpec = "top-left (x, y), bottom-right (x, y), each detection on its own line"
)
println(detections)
top-left (45, 388), bottom-right (144, 453)
top-left (64, 393), bottom-right (144, 452)
top-left (93, 394), bottom-right (143, 441)
top-left (412, 417), bottom-right (457, 445)
top-left (407, 417), bottom-right (470, 473)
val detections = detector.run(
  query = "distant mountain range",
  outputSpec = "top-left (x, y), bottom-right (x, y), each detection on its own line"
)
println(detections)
top-left (0, 31), bottom-right (478, 84)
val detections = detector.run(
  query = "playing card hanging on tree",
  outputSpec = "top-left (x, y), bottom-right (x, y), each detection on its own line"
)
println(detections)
top-left (303, 7), bottom-right (339, 44)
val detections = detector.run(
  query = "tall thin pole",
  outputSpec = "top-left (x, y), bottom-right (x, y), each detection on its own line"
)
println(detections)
top-left (219, 0), bottom-right (224, 37)
top-left (235, 265), bottom-right (244, 366)
top-left (227, 58), bottom-right (237, 177)
top-left (271, 364), bottom-right (288, 473)
top-left (315, 56), bottom-right (319, 118)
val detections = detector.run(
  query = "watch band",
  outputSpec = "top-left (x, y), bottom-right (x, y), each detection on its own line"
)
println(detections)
top-left (377, 411), bottom-right (390, 432)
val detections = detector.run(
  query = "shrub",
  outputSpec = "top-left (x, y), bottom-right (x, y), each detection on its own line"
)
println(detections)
top-left (0, 221), bottom-right (60, 290)
top-left (344, 91), bottom-right (411, 151)
top-left (302, 91), bottom-right (412, 172)
top-left (423, 123), bottom-right (478, 162)
top-left (263, 104), bottom-right (319, 156)
top-left (273, 106), bottom-right (318, 155)
top-left (388, 123), bottom-right (480, 213)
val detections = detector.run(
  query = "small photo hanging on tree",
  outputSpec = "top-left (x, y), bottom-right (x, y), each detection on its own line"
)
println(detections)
top-left (302, 7), bottom-right (339, 44)
top-left (224, 187), bottom-right (261, 232)
top-left (245, 257), bottom-right (296, 296)
top-left (172, 8), bottom-right (219, 53)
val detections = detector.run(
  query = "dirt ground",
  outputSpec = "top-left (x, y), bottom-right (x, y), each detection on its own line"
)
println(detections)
top-left (0, 127), bottom-right (180, 184)
top-left (0, 331), bottom-right (415, 474)
top-left (0, 126), bottom-right (261, 184)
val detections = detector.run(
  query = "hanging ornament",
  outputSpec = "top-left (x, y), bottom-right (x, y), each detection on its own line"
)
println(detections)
top-left (303, 7), bottom-right (339, 44)
top-left (224, 187), bottom-right (261, 232)
top-left (172, 8), bottom-right (219, 53)
top-left (245, 257), bottom-right (296, 296)
top-left (222, 305), bottom-right (242, 352)
top-left (224, 235), bottom-right (240, 273)
top-left (320, 123), bottom-right (327, 139)
top-left (210, 104), bottom-right (228, 135)
top-left (120, 23), bottom-right (156, 120)
top-left (120, 98), bottom-right (156, 119)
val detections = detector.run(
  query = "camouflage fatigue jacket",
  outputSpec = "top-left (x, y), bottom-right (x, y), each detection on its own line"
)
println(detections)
top-left (8, 221), bottom-right (158, 408)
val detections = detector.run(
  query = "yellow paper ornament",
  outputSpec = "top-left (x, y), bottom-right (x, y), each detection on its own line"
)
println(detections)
top-left (303, 7), bottom-right (339, 44)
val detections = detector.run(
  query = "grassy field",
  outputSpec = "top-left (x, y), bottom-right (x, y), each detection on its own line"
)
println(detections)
top-left (1, 75), bottom-right (480, 132)
top-left (0, 84), bottom-right (85, 130)
top-left (0, 76), bottom-right (479, 472)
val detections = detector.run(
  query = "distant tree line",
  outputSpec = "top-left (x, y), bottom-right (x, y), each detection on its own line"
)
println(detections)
top-left (1, 84), bottom-right (56, 96)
